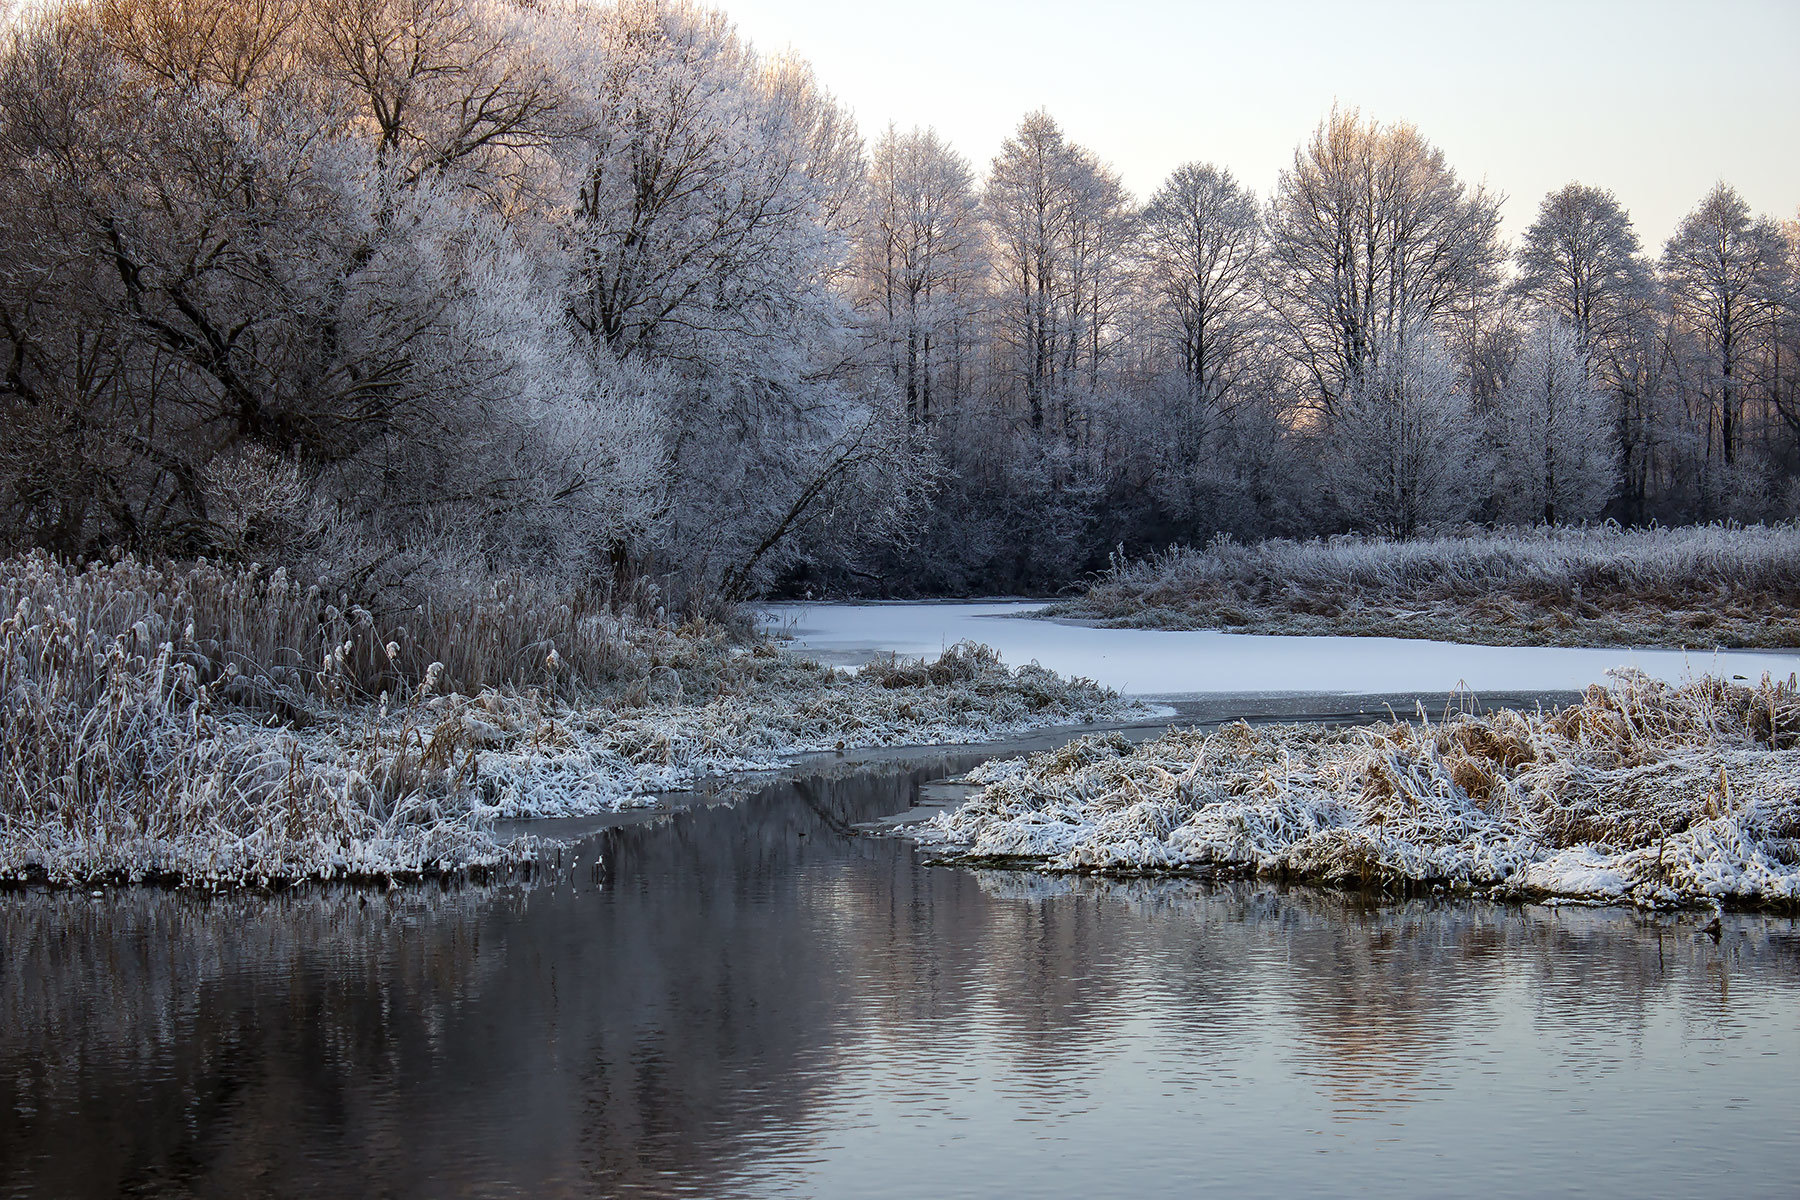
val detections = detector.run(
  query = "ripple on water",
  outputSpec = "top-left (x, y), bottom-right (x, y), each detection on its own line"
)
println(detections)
top-left (3, 762), bottom-right (1798, 1199)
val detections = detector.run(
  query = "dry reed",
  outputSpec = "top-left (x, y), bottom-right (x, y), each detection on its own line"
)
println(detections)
top-left (1051, 525), bottom-right (1800, 648)
top-left (1, 553), bottom-right (1129, 886)
top-left (930, 670), bottom-right (1800, 909)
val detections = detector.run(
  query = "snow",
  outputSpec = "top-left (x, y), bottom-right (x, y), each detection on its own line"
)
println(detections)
top-left (762, 600), bottom-right (1800, 697)
top-left (2, 641), bottom-right (1133, 888)
top-left (924, 672), bottom-right (1800, 909)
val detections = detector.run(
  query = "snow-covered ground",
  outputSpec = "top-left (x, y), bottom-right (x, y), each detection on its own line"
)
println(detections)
top-left (763, 600), bottom-right (1800, 697)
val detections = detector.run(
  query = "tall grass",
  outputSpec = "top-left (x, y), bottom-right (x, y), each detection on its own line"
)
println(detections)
top-left (0, 561), bottom-right (520, 884)
top-left (1054, 524), bottom-right (1800, 647)
top-left (933, 670), bottom-right (1800, 909)
top-left (1, 552), bottom-right (1129, 886)
top-left (0, 551), bottom-right (659, 707)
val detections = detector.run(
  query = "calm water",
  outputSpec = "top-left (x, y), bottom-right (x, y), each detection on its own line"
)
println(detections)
top-left (4, 754), bottom-right (1798, 1198)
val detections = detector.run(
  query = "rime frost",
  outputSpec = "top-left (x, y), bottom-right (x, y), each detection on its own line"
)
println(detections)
top-left (0, 554), bottom-right (1132, 887)
top-left (929, 671), bottom-right (1800, 909)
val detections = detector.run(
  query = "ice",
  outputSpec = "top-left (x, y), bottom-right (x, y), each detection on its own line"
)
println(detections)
top-left (762, 600), bottom-right (1800, 697)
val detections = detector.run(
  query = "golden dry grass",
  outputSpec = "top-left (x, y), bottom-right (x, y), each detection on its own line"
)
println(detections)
top-left (934, 671), bottom-right (1800, 909)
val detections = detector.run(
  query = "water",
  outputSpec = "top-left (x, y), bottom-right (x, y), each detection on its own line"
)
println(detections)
top-left (5, 753), bottom-right (1797, 1199)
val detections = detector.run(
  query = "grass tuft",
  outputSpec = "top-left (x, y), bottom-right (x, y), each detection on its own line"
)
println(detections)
top-left (931, 670), bottom-right (1800, 909)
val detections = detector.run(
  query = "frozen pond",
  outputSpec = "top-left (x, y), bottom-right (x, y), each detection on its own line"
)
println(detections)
top-left (763, 600), bottom-right (1800, 696)
top-left (5, 755), bottom-right (1796, 1198)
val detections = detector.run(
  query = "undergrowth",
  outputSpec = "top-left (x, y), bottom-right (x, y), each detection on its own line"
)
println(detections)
top-left (0, 553), bottom-right (1129, 887)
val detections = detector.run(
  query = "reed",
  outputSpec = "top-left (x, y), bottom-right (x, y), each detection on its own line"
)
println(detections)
top-left (0, 553), bottom-right (1128, 886)
top-left (1052, 524), bottom-right (1800, 647)
top-left (932, 670), bottom-right (1800, 909)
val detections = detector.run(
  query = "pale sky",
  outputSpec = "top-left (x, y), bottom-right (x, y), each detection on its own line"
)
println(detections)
top-left (725, 0), bottom-right (1800, 252)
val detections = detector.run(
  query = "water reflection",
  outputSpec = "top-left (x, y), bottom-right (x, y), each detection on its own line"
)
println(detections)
top-left (3, 757), bottom-right (1797, 1199)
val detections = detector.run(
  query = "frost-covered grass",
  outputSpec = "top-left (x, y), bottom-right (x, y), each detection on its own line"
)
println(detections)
top-left (928, 670), bottom-right (1800, 910)
top-left (1051, 525), bottom-right (1800, 647)
top-left (0, 554), bottom-right (1128, 887)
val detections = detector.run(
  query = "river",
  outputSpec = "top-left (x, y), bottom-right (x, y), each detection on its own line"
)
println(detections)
top-left (4, 610), bottom-right (1798, 1198)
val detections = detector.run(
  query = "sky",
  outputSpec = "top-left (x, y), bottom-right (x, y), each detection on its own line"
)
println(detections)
top-left (723, 0), bottom-right (1800, 251)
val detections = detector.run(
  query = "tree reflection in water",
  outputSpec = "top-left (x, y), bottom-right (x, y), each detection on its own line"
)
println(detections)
top-left (4, 755), bottom-right (1797, 1198)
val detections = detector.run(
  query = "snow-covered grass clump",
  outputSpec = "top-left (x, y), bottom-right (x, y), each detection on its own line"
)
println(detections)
top-left (1, 554), bottom-right (1129, 887)
top-left (1052, 524), bottom-right (1800, 647)
top-left (930, 670), bottom-right (1800, 909)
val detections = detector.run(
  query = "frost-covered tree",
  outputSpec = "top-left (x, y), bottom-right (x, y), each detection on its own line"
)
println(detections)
top-left (1058, 143), bottom-right (1134, 416)
top-left (1265, 108), bottom-right (1503, 416)
top-left (1510, 184), bottom-right (1652, 519)
top-left (1490, 320), bottom-right (1617, 525)
top-left (1662, 183), bottom-right (1788, 469)
top-left (547, 0), bottom-right (936, 603)
top-left (557, 1), bottom-right (833, 363)
top-left (1769, 213), bottom-right (1800, 463)
top-left (983, 110), bottom-right (1131, 437)
top-left (1138, 162), bottom-right (1261, 415)
top-left (1513, 184), bottom-right (1651, 360)
top-left (306, 0), bottom-right (570, 193)
top-left (0, 0), bottom-right (657, 578)
top-left (5, 3), bottom-right (1798, 598)
top-left (855, 125), bottom-right (985, 424)
top-left (1319, 319), bottom-right (1478, 537)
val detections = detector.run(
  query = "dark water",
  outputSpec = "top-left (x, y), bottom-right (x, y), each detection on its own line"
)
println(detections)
top-left (3, 754), bottom-right (1798, 1199)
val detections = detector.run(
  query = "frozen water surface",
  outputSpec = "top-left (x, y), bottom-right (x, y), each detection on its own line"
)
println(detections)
top-left (763, 600), bottom-right (1800, 696)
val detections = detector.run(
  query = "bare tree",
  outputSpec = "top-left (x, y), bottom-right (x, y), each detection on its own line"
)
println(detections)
top-left (1138, 161), bottom-right (1262, 415)
top-left (1265, 107), bottom-right (1503, 416)
top-left (1491, 319), bottom-right (1618, 524)
top-left (1662, 182), bottom-right (1787, 469)
top-left (983, 110), bottom-right (1074, 433)
top-left (305, 0), bottom-right (570, 193)
top-left (94, 0), bottom-right (307, 93)
top-left (983, 110), bottom-right (1130, 441)
top-left (1514, 183), bottom-right (1651, 360)
top-left (855, 124), bottom-right (984, 424)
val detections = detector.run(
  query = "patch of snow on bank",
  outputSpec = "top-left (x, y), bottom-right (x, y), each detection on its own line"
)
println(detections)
top-left (762, 601), bottom-right (1800, 697)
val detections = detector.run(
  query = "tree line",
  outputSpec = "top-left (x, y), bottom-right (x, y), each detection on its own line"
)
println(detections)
top-left (848, 109), bottom-right (1800, 593)
top-left (1, 0), bottom-right (1795, 605)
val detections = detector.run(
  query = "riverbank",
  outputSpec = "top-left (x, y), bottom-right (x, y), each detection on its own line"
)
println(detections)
top-left (1046, 525), bottom-right (1800, 648)
top-left (0, 554), bottom-right (1132, 888)
top-left (926, 670), bottom-right (1800, 910)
